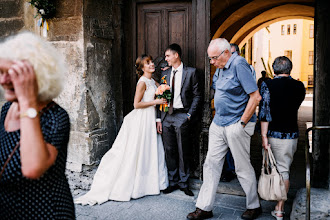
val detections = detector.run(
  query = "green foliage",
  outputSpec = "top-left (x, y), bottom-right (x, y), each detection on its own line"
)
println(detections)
top-left (29, 0), bottom-right (56, 19)
top-left (156, 90), bottom-right (172, 101)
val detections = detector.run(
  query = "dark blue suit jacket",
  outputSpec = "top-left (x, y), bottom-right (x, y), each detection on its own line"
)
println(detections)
top-left (157, 65), bottom-right (201, 122)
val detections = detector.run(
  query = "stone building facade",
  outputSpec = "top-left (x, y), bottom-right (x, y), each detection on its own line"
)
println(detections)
top-left (0, 0), bottom-right (125, 172)
top-left (1, 0), bottom-right (329, 193)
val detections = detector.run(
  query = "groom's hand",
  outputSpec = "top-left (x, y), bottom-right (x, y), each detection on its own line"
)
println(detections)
top-left (156, 122), bottom-right (162, 134)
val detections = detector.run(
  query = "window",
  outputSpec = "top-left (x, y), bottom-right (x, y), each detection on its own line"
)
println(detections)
top-left (309, 24), bottom-right (314, 38)
top-left (308, 75), bottom-right (313, 86)
top-left (287, 24), bottom-right (291, 35)
top-left (284, 50), bottom-right (292, 61)
top-left (309, 51), bottom-right (314, 65)
top-left (293, 24), bottom-right (297, 34)
top-left (281, 25), bottom-right (285, 35)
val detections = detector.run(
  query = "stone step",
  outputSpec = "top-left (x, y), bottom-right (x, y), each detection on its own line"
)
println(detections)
top-left (291, 188), bottom-right (330, 220)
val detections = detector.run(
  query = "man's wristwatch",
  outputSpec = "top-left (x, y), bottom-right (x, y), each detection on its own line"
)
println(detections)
top-left (20, 108), bottom-right (38, 119)
top-left (240, 120), bottom-right (247, 126)
top-left (187, 113), bottom-right (191, 120)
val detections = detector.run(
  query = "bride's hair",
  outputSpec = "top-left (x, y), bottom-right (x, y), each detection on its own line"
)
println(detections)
top-left (135, 54), bottom-right (153, 76)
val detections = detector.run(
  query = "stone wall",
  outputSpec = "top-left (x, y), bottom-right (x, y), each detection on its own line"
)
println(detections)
top-left (0, 0), bottom-right (24, 103)
top-left (52, 0), bottom-right (124, 171)
top-left (0, 0), bottom-right (24, 40)
top-left (0, 0), bottom-right (125, 172)
top-left (75, 0), bottom-right (123, 170)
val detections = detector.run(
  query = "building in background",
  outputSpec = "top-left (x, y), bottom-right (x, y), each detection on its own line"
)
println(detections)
top-left (250, 19), bottom-right (314, 91)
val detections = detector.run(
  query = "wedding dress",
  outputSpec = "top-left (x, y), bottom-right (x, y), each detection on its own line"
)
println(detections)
top-left (74, 76), bottom-right (168, 205)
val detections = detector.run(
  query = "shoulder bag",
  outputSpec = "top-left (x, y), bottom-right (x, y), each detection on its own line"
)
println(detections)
top-left (258, 147), bottom-right (287, 201)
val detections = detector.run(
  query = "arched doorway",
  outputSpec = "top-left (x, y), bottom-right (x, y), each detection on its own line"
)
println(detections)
top-left (208, 0), bottom-right (316, 194)
top-left (209, 0), bottom-right (330, 195)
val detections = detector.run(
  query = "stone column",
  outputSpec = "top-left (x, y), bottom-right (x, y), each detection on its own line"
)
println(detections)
top-left (313, 0), bottom-right (330, 189)
top-left (196, 0), bottom-right (211, 178)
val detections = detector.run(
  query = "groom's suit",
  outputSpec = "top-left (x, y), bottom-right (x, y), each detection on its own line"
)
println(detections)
top-left (158, 64), bottom-right (201, 188)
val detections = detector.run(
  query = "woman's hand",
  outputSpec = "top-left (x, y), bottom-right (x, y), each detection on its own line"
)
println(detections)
top-left (0, 58), bottom-right (14, 72)
top-left (261, 135), bottom-right (270, 150)
top-left (8, 60), bottom-right (38, 106)
top-left (154, 98), bottom-right (167, 105)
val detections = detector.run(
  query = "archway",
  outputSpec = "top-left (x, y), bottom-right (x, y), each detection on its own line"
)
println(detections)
top-left (208, 0), bottom-right (316, 199)
top-left (211, 2), bottom-right (314, 44)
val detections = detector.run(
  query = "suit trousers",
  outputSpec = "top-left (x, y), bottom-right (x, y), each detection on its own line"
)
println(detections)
top-left (196, 121), bottom-right (260, 211)
top-left (162, 112), bottom-right (191, 188)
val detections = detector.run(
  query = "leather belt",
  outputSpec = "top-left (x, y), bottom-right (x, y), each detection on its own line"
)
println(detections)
top-left (173, 108), bottom-right (186, 113)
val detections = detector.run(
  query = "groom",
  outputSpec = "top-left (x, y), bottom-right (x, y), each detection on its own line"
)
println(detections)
top-left (156, 43), bottom-right (201, 196)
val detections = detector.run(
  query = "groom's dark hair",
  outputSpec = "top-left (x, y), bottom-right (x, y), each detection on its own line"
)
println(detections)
top-left (166, 43), bottom-right (182, 58)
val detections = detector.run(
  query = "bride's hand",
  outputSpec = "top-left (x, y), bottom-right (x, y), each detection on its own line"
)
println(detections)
top-left (154, 98), bottom-right (167, 105)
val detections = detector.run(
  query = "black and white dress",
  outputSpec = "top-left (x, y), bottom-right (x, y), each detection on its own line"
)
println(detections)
top-left (0, 102), bottom-right (75, 220)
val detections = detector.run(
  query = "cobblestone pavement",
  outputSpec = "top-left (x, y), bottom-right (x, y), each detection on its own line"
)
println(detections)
top-left (74, 103), bottom-right (311, 220)
top-left (75, 189), bottom-right (291, 220)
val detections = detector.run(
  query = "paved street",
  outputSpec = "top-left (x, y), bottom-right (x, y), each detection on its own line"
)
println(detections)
top-left (74, 98), bottom-right (312, 220)
top-left (75, 188), bottom-right (290, 220)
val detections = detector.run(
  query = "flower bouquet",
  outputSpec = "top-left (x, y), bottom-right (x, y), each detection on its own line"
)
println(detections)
top-left (155, 80), bottom-right (171, 112)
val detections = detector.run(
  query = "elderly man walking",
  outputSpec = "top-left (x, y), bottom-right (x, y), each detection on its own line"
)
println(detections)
top-left (187, 38), bottom-right (262, 220)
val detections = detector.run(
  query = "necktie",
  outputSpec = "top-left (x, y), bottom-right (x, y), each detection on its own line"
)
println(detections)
top-left (168, 70), bottom-right (178, 115)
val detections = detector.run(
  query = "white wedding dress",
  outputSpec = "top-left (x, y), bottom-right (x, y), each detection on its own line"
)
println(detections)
top-left (75, 76), bottom-right (168, 205)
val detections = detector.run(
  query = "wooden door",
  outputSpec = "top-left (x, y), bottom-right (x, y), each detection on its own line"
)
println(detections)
top-left (123, 0), bottom-right (209, 177)
top-left (137, 2), bottom-right (195, 67)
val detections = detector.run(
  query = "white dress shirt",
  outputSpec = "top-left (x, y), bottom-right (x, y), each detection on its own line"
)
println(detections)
top-left (170, 62), bottom-right (184, 109)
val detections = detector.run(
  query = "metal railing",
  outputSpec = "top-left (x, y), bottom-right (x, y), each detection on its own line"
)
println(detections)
top-left (305, 126), bottom-right (330, 220)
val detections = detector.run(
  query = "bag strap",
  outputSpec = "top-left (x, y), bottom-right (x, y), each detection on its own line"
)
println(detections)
top-left (267, 147), bottom-right (284, 177)
top-left (0, 101), bottom-right (56, 181)
top-left (0, 142), bottom-right (20, 181)
top-left (267, 147), bottom-right (277, 167)
top-left (261, 149), bottom-right (271, 174)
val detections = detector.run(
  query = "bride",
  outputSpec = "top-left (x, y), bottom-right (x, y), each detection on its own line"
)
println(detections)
top-left (75, 55), bottom-right (168, 205)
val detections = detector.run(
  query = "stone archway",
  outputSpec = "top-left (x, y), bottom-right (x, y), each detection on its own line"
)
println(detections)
top-left (211, 1), bottom-right (314, 44)
top-left (209, 0), bottom-right (330, 192)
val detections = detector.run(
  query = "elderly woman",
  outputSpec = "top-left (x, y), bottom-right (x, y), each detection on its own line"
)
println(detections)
top-left (0, 32), bottom-right (74, 219)
top-left (259, 56), bottom-right (305, 220)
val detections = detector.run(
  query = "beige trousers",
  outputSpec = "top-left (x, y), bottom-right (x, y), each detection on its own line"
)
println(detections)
top-left (196, 121), bottom-right (260, 211)
top-left (268, 137), bottom-right (298, 180)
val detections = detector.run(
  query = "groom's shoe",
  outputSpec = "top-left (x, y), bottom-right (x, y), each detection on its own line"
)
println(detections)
top-left (180, 187), bottom-right (194, 196)
top-left (187, 208), bottom-right (213, 219)
top-left (162, 185), bottom-right (179, 194)
top-left (241, 206), bottom-right (262, 220)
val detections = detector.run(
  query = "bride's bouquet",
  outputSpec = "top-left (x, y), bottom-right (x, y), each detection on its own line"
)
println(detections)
top-left (155, 75), bottom-right (171, 112)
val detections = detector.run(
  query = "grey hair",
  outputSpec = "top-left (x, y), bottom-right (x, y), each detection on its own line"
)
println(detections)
top-left (208, 38), bottom-right (231, 53)
top-left (230, 43), bottom-right (240, 53)
top-left (0, 31), bottom-right (66, 102)
top-left (272, 56), bottom-right (292, 75)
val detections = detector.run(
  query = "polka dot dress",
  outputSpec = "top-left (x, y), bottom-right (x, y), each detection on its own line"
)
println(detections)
top-left (0, 102), bottom-right (75, 219)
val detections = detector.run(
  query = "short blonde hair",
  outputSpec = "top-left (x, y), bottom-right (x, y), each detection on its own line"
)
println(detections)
top-left (0, 32), bottom-right (66, 102)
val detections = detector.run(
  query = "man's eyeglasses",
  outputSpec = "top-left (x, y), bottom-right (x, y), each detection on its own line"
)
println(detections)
top-left (208, 50), bottom-right (226, 61)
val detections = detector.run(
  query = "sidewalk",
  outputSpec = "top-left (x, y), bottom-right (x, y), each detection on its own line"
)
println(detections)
top-left (74, 102), bottom-right (311, 220)
top-left (75, 184), bottom-right (291, 220)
